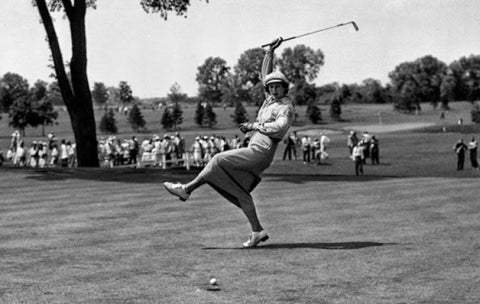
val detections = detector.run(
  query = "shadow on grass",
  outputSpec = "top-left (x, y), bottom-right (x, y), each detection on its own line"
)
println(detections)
top-left (263, 174), bottom-right (397, 183)
top-left (5, 163), bottom-right (477, 184)
top-left (4, 166), bottom-right (398, 184)
top-left (203, 241), bottom-right (395, 250)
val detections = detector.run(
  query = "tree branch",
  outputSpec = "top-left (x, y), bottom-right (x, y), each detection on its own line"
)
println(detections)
top-left (35, 0), bottom-right (74, 106)
top-left (60, 0), bottom-right (74, 18)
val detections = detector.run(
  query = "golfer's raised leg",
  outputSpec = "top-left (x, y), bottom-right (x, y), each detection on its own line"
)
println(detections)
top-left (163, 181), bottom-right (190, 201)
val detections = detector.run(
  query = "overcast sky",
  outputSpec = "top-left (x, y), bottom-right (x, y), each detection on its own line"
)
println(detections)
top-left (2, 0), bottom-right (480, 98)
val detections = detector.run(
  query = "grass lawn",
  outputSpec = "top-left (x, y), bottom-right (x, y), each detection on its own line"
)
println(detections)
top-left (1, 101), bottom-right (479, 303)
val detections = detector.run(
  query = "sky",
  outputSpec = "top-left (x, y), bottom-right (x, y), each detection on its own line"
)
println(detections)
top-left (2, 0), bottom-right (480, 98)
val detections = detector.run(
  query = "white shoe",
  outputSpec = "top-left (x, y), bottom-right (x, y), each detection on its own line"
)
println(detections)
top-left (163, 182), bottom-right (190, 201)
top-left (243, 230), bottom-right (269, 248)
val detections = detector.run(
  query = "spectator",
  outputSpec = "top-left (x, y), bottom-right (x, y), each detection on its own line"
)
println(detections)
top-left (15, 141), bottom-right (27, 167)
top-left (468, 137), bottom-right (479, 170)
top-left (128, 136), bottom-right (139, 165)
top-left (352, 143), bottom-right (364, 176)
top-left (312, 138), bottom-right (321, 165)
top-left (370, 135), bottom-right (380, 165)
top-left (320, 133), bottom-right (330, 160)
top-left (50, 144), bottom-right (59, 167)
top-left (60, 139), bottom-right (69, 168)
top-left (38, 142), bottom-right (48, 168)
top-left (28, 141), bottom-right (39, 168)
top-left (347, 130), bottom-right (358, 156)
top-left (453, 138), bottom-right (468, 171)
top-left (282, 132), bottom-right (295, 161)
top-left (191, 136), bottom-right (203, 167)
top-left (301, 136), bottom-right (310, 164)
top-left (67, 141), bottom-right (76, 167)
top-left (291, 131), bottom-right (300, 160)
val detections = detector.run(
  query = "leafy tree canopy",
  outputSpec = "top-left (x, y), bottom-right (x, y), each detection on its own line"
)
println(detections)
top-left (278, 45), bottom-right (325, 85)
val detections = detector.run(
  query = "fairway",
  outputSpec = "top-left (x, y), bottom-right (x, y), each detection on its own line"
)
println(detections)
top-left (1, 101), bottom-right (480, 303)
top-left (1, 146), bottom-right (479, 303)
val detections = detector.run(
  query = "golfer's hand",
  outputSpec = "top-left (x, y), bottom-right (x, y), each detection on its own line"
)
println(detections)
top-left (270, 37), bottom-right (283, 51)
top-left (239, 122), bottom-right (257, 133)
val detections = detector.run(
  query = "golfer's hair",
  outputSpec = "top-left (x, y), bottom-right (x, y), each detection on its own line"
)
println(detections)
top-left (264, 82), bottom-right (289, 95)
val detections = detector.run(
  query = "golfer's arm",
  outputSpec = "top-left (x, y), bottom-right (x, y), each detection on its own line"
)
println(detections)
top-left (261, 49), bottom-right (274, 81)
top-left (256, 116), bottom-right (290, 139)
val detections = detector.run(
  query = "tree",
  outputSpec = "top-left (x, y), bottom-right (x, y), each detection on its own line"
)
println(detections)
top-left (171, 102), bottom-right (183, 130)
top-left (7, 80), bottom-right (58, 135)
top-left (290, 81), bottom-right (317, 106)
top-left (119, 81), bottom-right (134, 106)
top-left (394, 79), bottom-right (420, 112)
top-left (46, 81), bottom-right (63, 105)
top-left (249, 82), bottom-right (266, 107)
top-left (99, 108), bottom-right (117, 134)
top-left (471, 103), bottom-right (480, 124)
top-left (167, 83), bottom-right (185, 129)
top-left (449, 55), bottom-right (480, 102)
top-left (414, 55), bottom-right (447, 106)
top-left (8, 96), bottom-right (35, 135)
top-left (389, 56), bottom-right (447, 111)
top-left (92, 82), bottom-right (109, 106)
top-left (234, 48), bottom-right (265, 87)
top-left (359, 79), bottom-right (389, 104)
top-left (306, 102), bottom-right (322, 124)
top-left (440, 71), bottom-right (456, 110)
top-left (278, 44), bottom-right (325, 85)
top-left (33, 0), bottom-right (205, 166)
top-left (106, 86), bottom-right (120, 105)
top-left (128, 103), bottom-right (146, 132)
top-left (231, 101), bottom-right (248, 125)
top-left (389, 62), bottom-right (422, 113)
top-left (196, 57), bottom-right (230, 106)
top-left (329, 93), bottom-right (343, 121)
top-left (31, 80), bottom-right (58, 136)
top-left (203, 102), bottom-right (217, 128)
top-left (194, 100), bottom-right (205, 127)
top-left (36, 99), bottom-right (59, 136)
top-left (161, 106), bottom-right (175, 130)
top-left (0, 73), bottom-right (30, 113)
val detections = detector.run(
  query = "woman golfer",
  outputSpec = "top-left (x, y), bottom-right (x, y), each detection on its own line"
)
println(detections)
top-left (163, 37), bottom-right (294, 247)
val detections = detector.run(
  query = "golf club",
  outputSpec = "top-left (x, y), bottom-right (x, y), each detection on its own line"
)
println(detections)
top-left (261, 21), bottom-right (359, 48)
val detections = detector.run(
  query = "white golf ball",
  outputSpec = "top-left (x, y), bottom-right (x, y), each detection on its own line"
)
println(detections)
top-left (209, 278), bottom-right (217, 285)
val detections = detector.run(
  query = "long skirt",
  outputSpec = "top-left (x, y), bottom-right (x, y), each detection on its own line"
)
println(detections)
top-left (198, 132), bottom-right (279, 209)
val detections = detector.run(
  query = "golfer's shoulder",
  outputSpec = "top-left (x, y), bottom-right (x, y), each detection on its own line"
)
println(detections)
top-left (279, 96), bottom-right (295, 114)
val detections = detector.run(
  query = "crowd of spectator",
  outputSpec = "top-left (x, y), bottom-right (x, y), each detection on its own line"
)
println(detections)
top-left (2, 130), bottom-right (76, 168)
top-left (348, 130), bottom-right (380, 176)
top-left (1, 130), bottom-right (258, 169)
top-left (1, 128), bottom-right (382, 176)
top-left (282, 130), bottom-right (333, 166)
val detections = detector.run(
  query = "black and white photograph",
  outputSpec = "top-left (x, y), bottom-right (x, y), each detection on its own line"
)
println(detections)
top-left (1, 0), bottom-right (479, 303)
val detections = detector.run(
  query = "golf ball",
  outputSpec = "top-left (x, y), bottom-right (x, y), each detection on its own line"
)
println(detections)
top-left (209, 278), bottom-right (217, 285)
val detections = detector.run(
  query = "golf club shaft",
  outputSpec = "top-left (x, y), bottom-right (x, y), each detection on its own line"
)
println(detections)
top-left (261, 21), bottom-right (359, 48)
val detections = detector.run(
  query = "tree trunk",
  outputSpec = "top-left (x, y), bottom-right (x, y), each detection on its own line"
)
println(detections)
top-left (36, 0), bottom-right (99, 167)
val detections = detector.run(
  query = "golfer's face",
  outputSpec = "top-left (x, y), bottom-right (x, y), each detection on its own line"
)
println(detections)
top-left (268, 83), bottom-right (285, 99)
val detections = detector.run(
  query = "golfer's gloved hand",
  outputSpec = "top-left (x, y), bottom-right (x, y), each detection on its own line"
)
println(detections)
top-left (239, 122), bottom-right (259, 133)
top-left (270, 37), bottom-right (283, 51)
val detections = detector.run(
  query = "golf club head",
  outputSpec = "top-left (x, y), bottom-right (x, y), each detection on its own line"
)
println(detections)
top-left (351, 21), bottom-right (359, 31)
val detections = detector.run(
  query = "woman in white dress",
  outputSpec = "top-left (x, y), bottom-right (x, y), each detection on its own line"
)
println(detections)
top-left (164, 38), bottom-right (294, 247)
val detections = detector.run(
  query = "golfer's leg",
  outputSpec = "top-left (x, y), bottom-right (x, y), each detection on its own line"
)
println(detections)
top-left (239, 199), bottom-right (263, 232)
top-left (184, 175), bottom-right (206, 194)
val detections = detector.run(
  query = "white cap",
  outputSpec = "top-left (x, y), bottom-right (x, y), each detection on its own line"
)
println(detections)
top-left (264, 71), bottom-right (288, 86)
